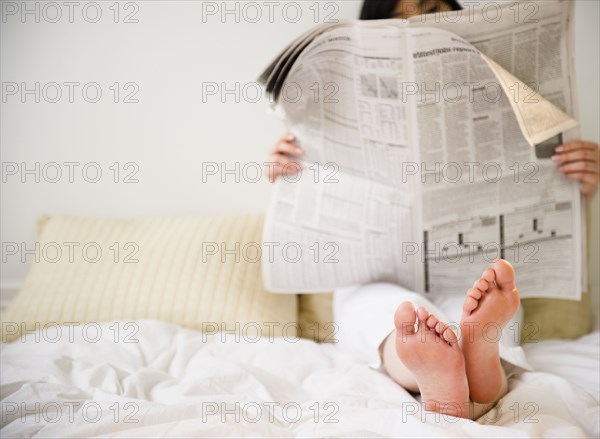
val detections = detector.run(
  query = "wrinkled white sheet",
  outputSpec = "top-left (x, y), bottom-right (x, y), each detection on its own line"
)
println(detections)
top-left (1, 321), bottom-right (598, 438)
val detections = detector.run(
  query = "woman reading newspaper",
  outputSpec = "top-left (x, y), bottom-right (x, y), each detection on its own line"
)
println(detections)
top-left (264, 0), bottom-right (600, 420)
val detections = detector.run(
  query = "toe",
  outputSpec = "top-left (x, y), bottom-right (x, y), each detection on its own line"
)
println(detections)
top-left (482, 268), bottom-right (495, 284)
top-left (416, 307), bottom-right (432, 336)
top-left (426, 314), bottom-right (439, 330)
top-left (473, 278), bottom-right (489, 291)
top-left (416, 306), bottom-right (429, 324)
top-left (463, 296), bottom-right (478, 314)
top-left (394, 301), bottom-right (417, 335)
top-left (467, 288), bottom-right (482, 300)
top-left (439, 323), bottom-right (458, 344)
top-left (492, 259), bottom-right (516, 290)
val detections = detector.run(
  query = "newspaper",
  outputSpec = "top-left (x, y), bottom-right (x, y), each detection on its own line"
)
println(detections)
top-left (259, 0), bottom-right (584, 300)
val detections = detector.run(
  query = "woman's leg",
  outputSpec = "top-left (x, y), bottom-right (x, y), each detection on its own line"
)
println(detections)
top-left (333, 284), bottom-right (448, 368)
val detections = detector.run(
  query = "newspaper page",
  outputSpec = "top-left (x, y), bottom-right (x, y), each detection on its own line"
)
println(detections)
top-left (262, 24), bottom-right (422, 292)
top-left (404, 25), bottom-right (581, 300)
top-left (404, 0), bottom-right (582, 300)
top-left (260, 0), bottom-right (583, 300)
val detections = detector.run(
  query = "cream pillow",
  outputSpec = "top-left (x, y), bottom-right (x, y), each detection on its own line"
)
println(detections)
top-left (297, 293), bottom-right (336, 343)
top-left (1, 214), bottom-right (297, 342)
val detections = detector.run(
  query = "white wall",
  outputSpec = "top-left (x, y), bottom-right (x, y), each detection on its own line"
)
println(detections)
top-left (0, 0), bottom-right (363, 298)
top-left (1, 1), bottom-right (598, 319)
top-left (574, 0), bottom-right (600, 328)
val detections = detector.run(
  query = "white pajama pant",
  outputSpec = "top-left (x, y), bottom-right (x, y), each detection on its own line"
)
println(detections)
top-left (333, 283), bottom-right (530, 371)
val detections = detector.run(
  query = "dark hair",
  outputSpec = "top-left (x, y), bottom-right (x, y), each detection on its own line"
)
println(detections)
top-left (360, 0), bottom-right (462, 20)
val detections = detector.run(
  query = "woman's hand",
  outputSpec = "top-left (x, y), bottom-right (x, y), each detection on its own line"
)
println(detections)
top-left (552, 140), bottom-right (600, 204)
top-left (264, 134), bottom-right (303, 182)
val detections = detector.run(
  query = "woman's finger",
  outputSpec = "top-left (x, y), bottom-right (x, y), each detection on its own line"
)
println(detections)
top-left (272, 141), bottom-right (303, 156)
top-left (265, 153), bottom-right (300, 168)
top-left (556, 140), bottom-right (599, 153)
top-left (271, 135), bottom-right (303, 156)
top-left (263, 154), bottom-right (302, 182)
top-left (558, 161), bottom-right (599, 174)
top-left (552, 148), bottom-right (599, 164)
top-left (561, 171), bottom-right (600, 184)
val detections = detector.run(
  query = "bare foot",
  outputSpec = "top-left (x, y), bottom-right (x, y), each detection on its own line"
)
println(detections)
top-left (460, 259), bottom-right (520, 403)
top-left (394, 302), bottom-right (470, 419)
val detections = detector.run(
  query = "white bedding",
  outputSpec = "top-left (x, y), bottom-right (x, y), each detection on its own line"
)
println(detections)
top-left (1, 320), bottom-right (598, 438)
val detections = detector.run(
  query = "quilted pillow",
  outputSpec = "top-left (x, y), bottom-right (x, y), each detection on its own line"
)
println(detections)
top-left (1, 214), bottom-right (298, 342)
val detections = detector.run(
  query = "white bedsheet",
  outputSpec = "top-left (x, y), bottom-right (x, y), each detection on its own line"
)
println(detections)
top-left (1, 320), bottom-right (598, 438)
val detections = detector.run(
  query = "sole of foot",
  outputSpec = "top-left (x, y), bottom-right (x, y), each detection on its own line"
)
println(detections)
top-left (395, 301), bottom-right (470, 419)
top-left (460, 259), bottom-right (520, 403)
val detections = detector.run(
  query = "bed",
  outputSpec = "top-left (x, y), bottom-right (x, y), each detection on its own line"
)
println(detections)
top-left (1, 320), bottom-right (598, 438)
top-left (1, 214), bottom-right (598, 438)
